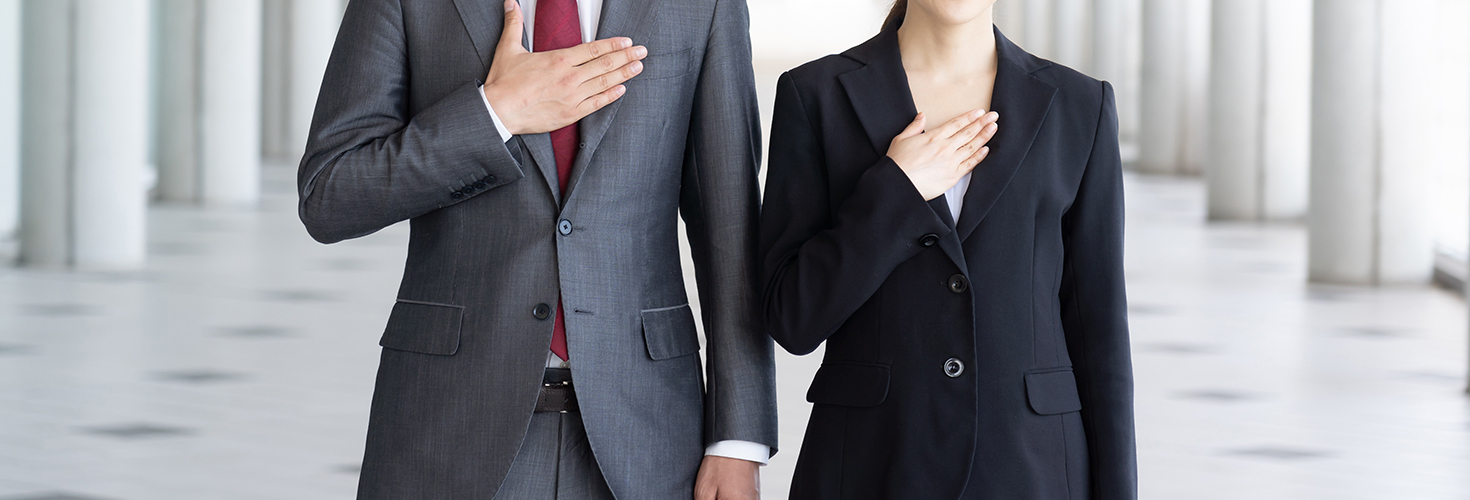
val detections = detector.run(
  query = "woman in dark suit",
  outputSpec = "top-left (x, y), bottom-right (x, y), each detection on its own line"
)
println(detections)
top-left (759, 1), bottom-right (1136, 499)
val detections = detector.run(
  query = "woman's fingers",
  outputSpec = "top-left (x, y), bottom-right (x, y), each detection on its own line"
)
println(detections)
top-left (959, 120), bottom-right (999, 153)
top-left (959, 146), bottom-right (990, 173)
top-left (933, 108), bottom-right (985, 138)
top-left (898, 112), bottom-right (927, 139)
top-left (948, 116), bottom-right (990, 149)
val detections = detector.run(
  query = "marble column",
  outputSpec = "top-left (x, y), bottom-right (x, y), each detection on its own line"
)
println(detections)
top-left (993, 0), bottom-right (1026, 43)
top-left (1205, 0), bottom-right (1311, 221)
top-left (1138, 0), bottom-right (1184, 174)
top-left (200, 0), bottom-right (262, 205)
top-left (1052, 0), bottom-right (1091, 72)
top-left (262, 0), bottom-right (342, 163)
top-left (21, 0), bottom-right (152, 269)
top-left (1309, 0), bottom-right (1439, 285)
top-left (1139, 0), bottom-right (1210, 175)
top-left (1024, 0), bottom-right (1054, 59)
top-left (156, 0), bottom-right (262, 206)
top-left (1092, 0), bottom-right (1142, 157)
top-left (287, 0), bottom-right (341, 158)
top-left (155, 0), bottom-right (200, 202)
top-left (0, 0), bottom-right (18, 263)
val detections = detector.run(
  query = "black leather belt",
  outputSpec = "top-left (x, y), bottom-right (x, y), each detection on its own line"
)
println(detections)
top-left (535, 368), bottom-right (578, 413)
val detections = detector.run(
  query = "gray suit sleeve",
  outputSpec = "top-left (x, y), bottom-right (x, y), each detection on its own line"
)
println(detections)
top-left (297, 0), bottom-right (524, 244)
top-left (679, 0), bottom-right (779, 455)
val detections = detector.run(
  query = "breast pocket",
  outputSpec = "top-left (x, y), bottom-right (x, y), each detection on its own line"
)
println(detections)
top-left (379, 299), bottom-right (464, 356)
top-left (633, 47), bottom-right (696, 81)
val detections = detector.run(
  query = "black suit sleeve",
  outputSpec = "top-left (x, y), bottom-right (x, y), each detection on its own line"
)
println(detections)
top-left (296, 0), bottom-right (524, 244)
top-left (759, 72), bottom-right (951, 356)
top-left (1058, 81), bottom-right (1137, 499)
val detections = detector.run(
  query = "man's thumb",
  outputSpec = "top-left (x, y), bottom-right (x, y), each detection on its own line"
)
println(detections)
top-left (498, 0), bottom-right (525, 53)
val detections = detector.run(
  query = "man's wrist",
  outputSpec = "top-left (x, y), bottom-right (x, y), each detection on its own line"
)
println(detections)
top-left (479, 83), bottom-right (516, 141)
top-left (704, 440), bottom-right (770, 465)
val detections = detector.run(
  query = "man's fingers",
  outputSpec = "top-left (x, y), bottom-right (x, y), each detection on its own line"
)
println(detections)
top-left (574, 45), bottom-right (647, 84)
top-left (562, 37), bottom-right (634, 65)
top-left (496, 0), bottom-right (526, 54)
top-left (575, 59), bottom-right (643, 98)
top-left (575, 84), bottom-right (627, 117)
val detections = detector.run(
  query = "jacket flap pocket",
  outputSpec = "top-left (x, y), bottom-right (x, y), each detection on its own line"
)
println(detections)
top-left (1025, 369), bottom-right (1083, 415)
top-left (805, 362), bottom-right (891, 407)
top-left (636, 47), bottom-right (695, 81)
top-left (641, 304), bottom-right (700, 360)
top-left (380, 300), bottom-right (465, 356)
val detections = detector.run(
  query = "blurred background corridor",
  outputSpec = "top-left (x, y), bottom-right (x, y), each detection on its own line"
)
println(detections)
top-left (0, 0), bottom-right (1468, 499)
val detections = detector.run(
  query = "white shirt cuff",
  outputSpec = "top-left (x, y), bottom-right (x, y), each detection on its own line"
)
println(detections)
top-left (704, 440), bottom-right (770, 466)
top-left (478, 84), bottom-right (514, 144)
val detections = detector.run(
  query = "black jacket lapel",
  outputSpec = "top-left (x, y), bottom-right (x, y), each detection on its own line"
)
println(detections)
top-left (839, 27), bottom-right (973, 272)
top-left (837, 28), bottom-right (917, 158)
top-left (955, 28), bottom-right (1057, 242)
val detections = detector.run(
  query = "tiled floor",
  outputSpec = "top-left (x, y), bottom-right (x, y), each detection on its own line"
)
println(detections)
top-left (3, 124), bottom-right (1470, 500)
top-left (2, 164), bottom-right (1466, 499)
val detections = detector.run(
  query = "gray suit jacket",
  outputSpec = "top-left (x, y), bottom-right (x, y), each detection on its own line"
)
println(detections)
top-left (296, 0), bottom-right (777, 498)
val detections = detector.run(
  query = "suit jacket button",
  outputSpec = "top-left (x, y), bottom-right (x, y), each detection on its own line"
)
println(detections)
top-left (473, 180), bottom-right (488, 190)
top-left (487, 175), bottom-right (497, 182)
top-left (461, 184), bottom-right (475, 194)
top-left (532, 303), bottom-right (552, 320)
top-left (944, 358), bottom-right (965, 378)
top-left (558, 219), bottom-right (573, 235)
top-left (920, 234), bottom-right (939, 247)
top-left (450, 191), bottom-right (464, 199)
top-left (948, 274), bottom-right (968, 293)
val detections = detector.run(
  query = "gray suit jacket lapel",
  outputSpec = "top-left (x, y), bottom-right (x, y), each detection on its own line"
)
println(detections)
top-left (561, 0), bottom-right (656, 203)
top-left (453, 0), bottom-right (564, 206)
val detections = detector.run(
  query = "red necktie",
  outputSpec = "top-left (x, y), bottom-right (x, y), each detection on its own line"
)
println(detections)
top-left (536, 0), bottom-right (580, 361)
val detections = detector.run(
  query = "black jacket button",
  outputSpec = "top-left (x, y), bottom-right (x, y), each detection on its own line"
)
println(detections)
top-left (532, 303), bottom-right (551, 320)
top-left (487, 175), bottom-right (497, 182)
top-left (558, 219), bottom-right (573, 235)
top-left (460, 184), bottom-right (475, 194)
top-left (948, 274), bottom-right (968, 293)
top-left (450, 191), bottom-right (464, 199)
top-left (920, 234), bottom-right (939, 247)
top-left (473, 180), bottom-right (488, 190)
top-left (944, 358), bottom-right (965, 378)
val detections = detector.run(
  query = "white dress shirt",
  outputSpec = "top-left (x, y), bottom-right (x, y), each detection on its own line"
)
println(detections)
top-left (944, 172), bottom-right (972, 222)
top-left (476, 0), bottom-right (770, 466)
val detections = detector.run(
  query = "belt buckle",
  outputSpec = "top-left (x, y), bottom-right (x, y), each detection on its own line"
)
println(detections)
top-left (542, 380), bottom-right (573, 413)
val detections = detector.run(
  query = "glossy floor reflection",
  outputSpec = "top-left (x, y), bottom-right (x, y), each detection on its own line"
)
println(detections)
top-left (0, 164), bottom-right (1467, 499)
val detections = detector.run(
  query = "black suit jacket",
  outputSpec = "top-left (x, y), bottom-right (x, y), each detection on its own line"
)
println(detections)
top-left (759, 25), bottom-right (1136, 500)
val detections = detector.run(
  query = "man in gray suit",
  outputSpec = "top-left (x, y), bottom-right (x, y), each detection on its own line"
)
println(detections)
top-left (297, 0), bottom-right (777, 498)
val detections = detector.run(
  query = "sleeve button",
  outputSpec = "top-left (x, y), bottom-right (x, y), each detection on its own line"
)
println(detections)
top-left (450, 191), bottom-right (464, 199)
top-left (473, 181), bottom-right (488, 190)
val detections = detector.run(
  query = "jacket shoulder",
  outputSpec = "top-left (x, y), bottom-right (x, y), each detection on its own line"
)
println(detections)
top-left (1030, 60), bottom-right (1108, 106)
top-left (782, 54), bottom-right (863, 90)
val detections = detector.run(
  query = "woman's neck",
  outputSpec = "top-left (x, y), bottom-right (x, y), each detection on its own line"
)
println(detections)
top-left (895, 6), bottom-right (998, 80)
